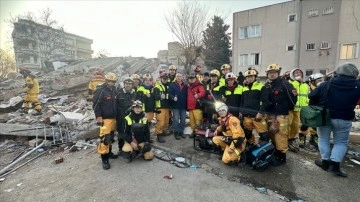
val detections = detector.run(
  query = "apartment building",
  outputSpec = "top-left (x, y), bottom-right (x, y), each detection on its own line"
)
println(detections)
top-left (233, 0), bottom-right (360, 77)
top-left (12, 19), bottom-right (93, 71)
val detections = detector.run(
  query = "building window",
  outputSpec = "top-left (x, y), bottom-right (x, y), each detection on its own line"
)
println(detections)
top-left (287, 45), bottom-right (296, 51)
top-left (248, 25), bottom-right (261, 38)
top-left (340, 43), bottom-right (358, 59)
top-left (308, 9), bottom-right (319, 17)
top-left (323, 6), bottom-right (334, 15)
top-left (239, 54), bottom-right (248, 66)
top-left (319, 69), bottom-right (327, 75)
top-left (249, 53), bottom-right (261, 65)
top-left (288, 14), bottom-right (297, 22)
top-left (320, 41), bottom-right (331, 50)
top-left (239, 27), bottom-right (248, 39)
top-left (306, 70), bottom-right (314, 76)
top-left (306, 43), bottom-right (316, 51)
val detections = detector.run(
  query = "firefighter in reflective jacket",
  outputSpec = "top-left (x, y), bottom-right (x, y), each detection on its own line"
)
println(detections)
top-left (220, 72), bottom-right (243, 116)
top-left (122, 100), bottom-right (154, 162)
top-left (93, 72), bottom-right (118, 170)
top-left (219, 64), bottom-right (231, 86)
top-left (212, 103), bottom-right (246, 165)
top-left (240, 68), bottom-right (269, 145)
top-left (287, 68), bottom-right (309, 153)
top-left (19, 68), bottom-right (42, 114)
top-left (136, 74), bottom-right (156, 122)
top-left (153, 72), bottom-right (170, 143)
top-left (206, 69), bottom-right (224, 123)
top-left (88, 68), bottom-right (105, 101)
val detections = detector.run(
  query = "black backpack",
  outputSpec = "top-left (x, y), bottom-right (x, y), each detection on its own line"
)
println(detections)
top-left (246, 141), bottom-right (275, 172)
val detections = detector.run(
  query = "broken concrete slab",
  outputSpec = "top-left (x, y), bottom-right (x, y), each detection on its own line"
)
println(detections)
top-left (49, 112), bottom-right (85, 124)
top-left (28, 138), bottom-right (43, 147)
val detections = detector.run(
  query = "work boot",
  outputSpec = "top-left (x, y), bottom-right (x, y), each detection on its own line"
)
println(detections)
top-left (309, 135), bottom-right (319, 150)
top-left (157, 134), bottom-right (166, 143)
top-left (189, 132), bottom-right (196, 138)
top-left (271, 150), bottom-right (286, 166)
top-left (174, 132), bottom-right (181, 140)
top-left (329, 161), bottom-right (347, 177)
top-left (123, 152), bottom-right (132, 163)
top-left (180, 132), bottom-right (186, 138)
top-left (298, 134), bottom-right (306, 148)
top-left (101, 154), bottom-right (110, 170)
top-left (315, 159), bottom-right (330, 171)
top-left (108, 152), bottom-right (118, 159)
top-left (288, 138), bottom-right (300, 153)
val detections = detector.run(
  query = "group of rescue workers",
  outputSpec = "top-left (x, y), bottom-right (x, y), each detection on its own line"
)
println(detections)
top-left (17, 62), bottom-right (329, 171)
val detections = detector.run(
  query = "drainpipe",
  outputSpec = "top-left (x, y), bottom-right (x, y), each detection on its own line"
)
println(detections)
top-left (296, 0), bottom-right (303, 68)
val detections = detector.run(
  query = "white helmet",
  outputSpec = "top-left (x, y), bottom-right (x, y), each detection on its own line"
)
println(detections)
top-left (310, 73), bottom-right (324, 81)
top-left (215, 102), bottom-right (228, 113)
top-left (225, 72), bottom-right (236, 80)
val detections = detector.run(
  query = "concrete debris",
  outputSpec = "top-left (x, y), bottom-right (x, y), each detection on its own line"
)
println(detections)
top-left (256, 187), bottom-right (268, 195)
top-left (0, 96), bottom-right (23, 109)
top-left (54, 157), bottom-right (64, 164)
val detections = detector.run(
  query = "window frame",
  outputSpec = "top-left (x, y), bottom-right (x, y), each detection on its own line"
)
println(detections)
top-left (306, 43), bottom-right (316, 51)
top-left (340, 43), bottom-right (359, 59)
top-left (286, 44), bottom-right (296, 51)
top-left (239, 54), bottom-right (248, 67)
top-left (288, 14), bottom-right (297, 22)
top-left (305, 69), bottom-right (314, 77)
top-left (320, 41), bottom-right (331, 50)
top-left (308, 9), bottom-right (319, 17)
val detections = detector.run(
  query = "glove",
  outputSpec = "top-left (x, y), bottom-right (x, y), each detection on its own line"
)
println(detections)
top-left (96, 117), bottom-right (103, 126)
top-left (173, 96), bottom-right (178, 101)
top-left (161, 94), bottom-right (165, 100)
top-left (239, 113), bottom-right (243, 120)
top-left (221, 95), bottom-right (226, 102)
top-left (102, 134), bottom-right (112, 145)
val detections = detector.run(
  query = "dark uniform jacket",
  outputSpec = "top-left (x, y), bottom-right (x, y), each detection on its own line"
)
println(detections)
top-left (220, 83), bottom-right (242, 115)
top-left (116, 87), bottom-right (136, 118)
top-left (241, 81), bottom-right (267, 117)
top-left (93, 83), bottom-right (117, 119)
top-left (261, 77), bottom-right (297, 115)
top-left (124, 112), bottom-right (150, 143)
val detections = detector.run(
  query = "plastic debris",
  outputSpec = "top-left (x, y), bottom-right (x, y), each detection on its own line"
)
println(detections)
top-left (163, 174), bottom-right (173, 179)
top-left (256, 187), bottom-right (268, 195)
top-left (175, 157), bottom-right (185, 163)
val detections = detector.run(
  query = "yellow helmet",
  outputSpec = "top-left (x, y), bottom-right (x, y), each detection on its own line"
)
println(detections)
top-left (221, 64), bottom-right (231, 70)
top-left (105, 72), bottom-right (117, 82)
top-left (244, 68), bottom-right (258, 77)
top-left (123, 77), bottom-right (133, 84)
top-left (168, 65), bottom-right (177, 70)
top-left (210, 69), bottom-right (220, 77)
top-left (266, 64), bottom-right (281, 73)
top-left (142, 73), bottom-right (152, 80)
top-left (131, 74), bottom-right (141, 80)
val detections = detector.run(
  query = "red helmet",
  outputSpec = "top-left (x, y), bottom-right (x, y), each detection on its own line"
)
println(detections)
top-left (95, 68), bottom-right (103, 75)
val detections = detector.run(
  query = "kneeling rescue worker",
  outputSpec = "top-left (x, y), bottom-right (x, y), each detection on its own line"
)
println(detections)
top-left (122, 100), bottom-right (154, 163)
top-left (212, 102), bottom-right (246, 165)
top-left (93, 72), bottom-right (118, 170)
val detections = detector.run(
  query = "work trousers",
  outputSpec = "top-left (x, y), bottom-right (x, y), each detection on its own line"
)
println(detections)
top-left (189, 109), bottom-right (203, 130)
top-left (156, 108), bottom-right (170, 135)
top-left (268, 115), bottom-right (289, 153)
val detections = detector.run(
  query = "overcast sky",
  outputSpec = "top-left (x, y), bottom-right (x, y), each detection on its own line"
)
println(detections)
top-left (0, 0), bottom-right (288, 58)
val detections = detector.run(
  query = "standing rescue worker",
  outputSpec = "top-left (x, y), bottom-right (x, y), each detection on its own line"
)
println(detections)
top-left (19, 68), bottom-right (42, 114)
top-left (153, 72), bottom-right (171, 143)
top-left (136, 74), bottom-right (156, 123)
top-left (93, 72), bottom-right (118, 170)
top-left (220, 72), bottom-right (243, 116)
top-left (287, 68), bottom-right (309, 153)
top-left (122, 100), bottom-right (154, 163)
top-left (212, 103), bottom-right (246, 165)
top-left (116, 77), bottom-right (136, 155)
top-left (206, 69), bottom-right (224, 123)
top-left (187, 73), bottom-right (206, 138)
top-left (240, 68), bottom-right (269, 145)
top-left (131, 74), bottom-right (141, 90)
top-left (262, 64), bottom-right (297, 166)
top-left (88, 68), bottom-right (105, 101)
top-left (219, 64), bottom-right (231, 86)
top-left (168, 65), bottom-right (177, 82)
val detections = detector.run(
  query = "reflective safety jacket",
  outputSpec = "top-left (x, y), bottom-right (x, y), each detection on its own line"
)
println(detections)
top-left (124, 112), bottom-right (150, 143)
top-left (289, 80), bottom-right (309, 111)
top-left (153, 81), bottom-right (170, 108)
top-left (88, 75), bottom-right (105, 95)
top-left (241, 81), bottom-right (267, 116)
top-left (220, 84), bottom-right (243, 115)
top-left (216, 114), bottom-right (246, 150)
top-left (207, 81), bottom-right (223, 101)
top-left (136, 85), bottom-right (155, 112)
top-left (24, 75), bottom-right (39, 94)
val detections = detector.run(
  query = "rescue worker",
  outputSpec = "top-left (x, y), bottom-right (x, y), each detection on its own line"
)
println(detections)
top-left (93, 72), bottom-right (118, 170)
top-left (168, 65), bottom-right (177, 82)
top-left (201, 71), bottom-right (211, 123)
top-left (206, 69), bottom-right (224, 123)
top-left (219, 64), bottom-right (231, 86)
top-left (19, 68), bottom-right (42, 114)
top-left (88, 68), bottom-right (105, 101)
top-left (261, 64), bottom-right (297, 166)
top-left (187, 73), bottom-right (206, 138)
top-left (116, 77), bottom-right (136, 155)
top-left (136, 74), bottom-right (156, 123)
top-left (240, 68), bottom-right (269, 145)
top-left (237, 71), bottom-right (245, 86)
top-left (131, 74), bottom-right (141, 90)
top-left (153, 72), bottom-right (170, 143)
top-left (220, 72), bottom-right (243, 116)
top-left (282, 71), bottom-right (291, 81)
top-left (287, 68), bottom-right (309, 153)
top-left (298, 73), bottom-right (325, 150)
top-left (122, 100), bottom-right (154, 163)
top-left (212, 103), bottom-right (246, 165)
top-left (194, 65), bottom-right (203, 82)
top-left (201, 72), bottom-right (211, 88)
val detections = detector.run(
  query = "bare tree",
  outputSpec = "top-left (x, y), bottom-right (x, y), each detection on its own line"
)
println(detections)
top-left (0, 48), bottom-right (16, 78)
top-left (95, 49), bottom-right (110, 58)
top-left (11, 8), bottom-right (66, 72)
top-left (165, 1), bottom-right (209, 73)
